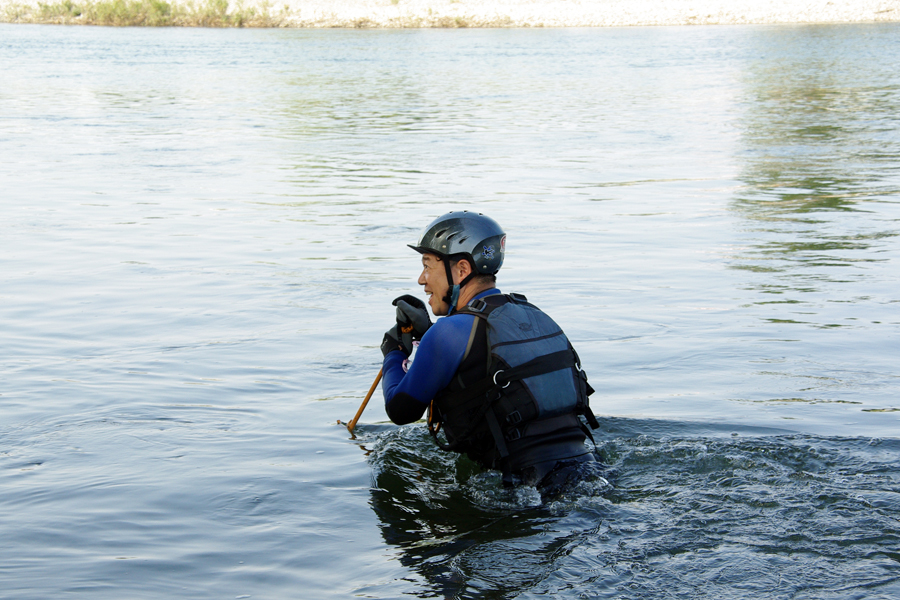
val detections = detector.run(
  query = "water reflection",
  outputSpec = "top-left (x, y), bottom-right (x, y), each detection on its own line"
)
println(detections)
top-left (732, 29), bottom-right (899, 217)
top-left (729, 27), bottom-right (900, 304)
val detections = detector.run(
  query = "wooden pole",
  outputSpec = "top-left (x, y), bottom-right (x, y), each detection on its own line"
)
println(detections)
top-left (345, 368), bottom-right (383, 433)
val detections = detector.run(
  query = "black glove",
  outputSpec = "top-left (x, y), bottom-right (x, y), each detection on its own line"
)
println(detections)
top-left (381, 295), bottom-right (430, 358)
top-left (381, 324), bottom-right (411, 357)
top-left (393, 294), bottom-right (431, 342)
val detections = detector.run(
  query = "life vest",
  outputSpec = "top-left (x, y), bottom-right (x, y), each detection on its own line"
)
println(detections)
top-left (427, 293), bottom-right (599, 475)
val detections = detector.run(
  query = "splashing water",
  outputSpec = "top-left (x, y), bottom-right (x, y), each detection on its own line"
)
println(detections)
top-left (358, 419), bottom-right (900, 599)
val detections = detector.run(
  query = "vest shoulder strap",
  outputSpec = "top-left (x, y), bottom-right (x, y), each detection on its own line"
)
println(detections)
top-left (456, 291), bottom-right (533, 317)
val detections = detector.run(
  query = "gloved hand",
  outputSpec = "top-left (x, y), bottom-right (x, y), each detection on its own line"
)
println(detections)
top-left (381, 295), bottom-right (431, 358)
top-left (381, 324), bottom-right (411, 357)
top-left (393, 294), bottom-right (431, 341)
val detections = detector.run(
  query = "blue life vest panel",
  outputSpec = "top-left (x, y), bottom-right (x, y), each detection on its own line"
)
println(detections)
top-left (485, 297), bottom-right (579, 419)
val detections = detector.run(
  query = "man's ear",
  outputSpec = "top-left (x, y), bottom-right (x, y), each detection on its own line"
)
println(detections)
top-left (453, 258), bottom-right (473, 283)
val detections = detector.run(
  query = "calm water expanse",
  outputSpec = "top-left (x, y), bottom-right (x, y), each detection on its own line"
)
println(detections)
top-left (2, 22), bottom-right (899, 599)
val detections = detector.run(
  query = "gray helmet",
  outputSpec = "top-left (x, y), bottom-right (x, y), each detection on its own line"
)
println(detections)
top-left (408, 211), bottom-right (506, 275)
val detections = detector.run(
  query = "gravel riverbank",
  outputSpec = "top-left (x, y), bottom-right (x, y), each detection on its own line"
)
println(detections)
top-left (3, 0), bottom-right (900, 27)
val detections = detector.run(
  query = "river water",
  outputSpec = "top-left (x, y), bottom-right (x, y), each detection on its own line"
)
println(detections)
top-left (2, 22), bottom-right (899, 599)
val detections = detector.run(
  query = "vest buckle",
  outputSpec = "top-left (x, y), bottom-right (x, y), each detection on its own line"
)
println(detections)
top-left (469, 298), bottom-right (487, 313)
top-left (506, 410), bottom-right (522, 425)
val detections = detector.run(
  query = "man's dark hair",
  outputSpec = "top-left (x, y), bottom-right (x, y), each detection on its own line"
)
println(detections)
top-left (449, 257), bottom-right (497, 284)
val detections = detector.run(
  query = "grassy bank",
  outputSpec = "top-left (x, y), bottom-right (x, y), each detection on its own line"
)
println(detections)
top-left (3, 0), bottom-right (277, 25)
top-left (3, 0), bottom-right (900, 28)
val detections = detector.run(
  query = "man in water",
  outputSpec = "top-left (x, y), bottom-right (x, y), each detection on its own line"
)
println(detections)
top-left (380, 211), bottom-right (600, 495)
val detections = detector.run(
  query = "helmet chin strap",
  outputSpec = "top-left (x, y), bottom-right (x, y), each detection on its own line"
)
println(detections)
top-left (447, 284), bottom-right (461, 311)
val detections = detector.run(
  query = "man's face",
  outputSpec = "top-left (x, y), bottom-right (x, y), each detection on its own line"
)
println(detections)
top-left (418, 253), bottom-right (450, 316)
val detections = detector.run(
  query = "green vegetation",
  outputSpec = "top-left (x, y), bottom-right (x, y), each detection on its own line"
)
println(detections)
top-left (5, 0), bottom-right (274, 26)
top-left (0, 0), bottom-right (508, 27)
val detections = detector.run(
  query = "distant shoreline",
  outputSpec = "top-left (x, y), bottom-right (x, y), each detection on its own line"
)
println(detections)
top-left (3, 0), bottom-right (900, 28)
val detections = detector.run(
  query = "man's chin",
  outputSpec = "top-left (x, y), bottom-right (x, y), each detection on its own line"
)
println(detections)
top-left (428, 295), bottom-right (447, 316)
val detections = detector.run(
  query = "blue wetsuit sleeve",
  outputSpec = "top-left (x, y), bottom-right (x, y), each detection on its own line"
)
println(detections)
top-left (382, 314), bottom-right (475, 425)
